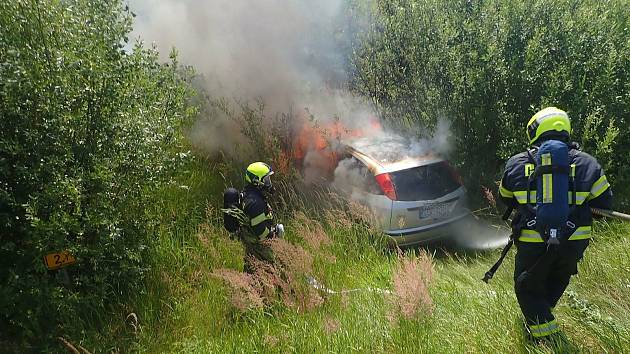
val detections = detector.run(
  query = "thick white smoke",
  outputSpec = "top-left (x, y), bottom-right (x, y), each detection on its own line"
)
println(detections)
top-left (128, 0), bottom-right (453, 179)
top-left (331, 118), bottom-right (453, 194)
top-left (129, 0), bottom-right (363, 155)
top-left (332, 156), bottom-right (375, 199)
top-left (130, 0), bottom-right (345, 101)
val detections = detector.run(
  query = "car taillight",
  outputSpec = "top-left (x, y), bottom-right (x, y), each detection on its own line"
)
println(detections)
top-left (375, 173), bottom-right (397, 200)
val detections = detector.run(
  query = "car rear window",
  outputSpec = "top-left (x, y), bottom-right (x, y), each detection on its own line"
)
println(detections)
top-left (390, 161), bottom-right (461, 201)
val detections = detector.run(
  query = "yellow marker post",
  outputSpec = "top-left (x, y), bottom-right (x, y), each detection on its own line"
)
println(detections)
top-left (43, 251), bottom-right (77, 270)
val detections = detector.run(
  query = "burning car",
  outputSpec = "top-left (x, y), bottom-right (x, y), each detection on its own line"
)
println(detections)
top-left (332, 135), bottom-right (471, 246)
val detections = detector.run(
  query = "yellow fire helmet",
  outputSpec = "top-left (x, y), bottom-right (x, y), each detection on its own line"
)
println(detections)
top-left (245, 162), bottom-right (274, 188)
top-left (526, 107), bottom-right (571, 145)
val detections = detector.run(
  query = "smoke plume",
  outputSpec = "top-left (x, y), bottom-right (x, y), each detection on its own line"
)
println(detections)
top-left (129, 0), bottom-right (362, 153)
top-left (129, 0), bottom-right (453, 178)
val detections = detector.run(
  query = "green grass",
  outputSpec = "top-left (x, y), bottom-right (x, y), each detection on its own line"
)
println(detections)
top-left (77, 162), bottom-right (630, 353)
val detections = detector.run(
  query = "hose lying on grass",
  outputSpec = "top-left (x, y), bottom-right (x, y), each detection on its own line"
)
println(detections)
top-left (306, 276), bottom-right (393, 295)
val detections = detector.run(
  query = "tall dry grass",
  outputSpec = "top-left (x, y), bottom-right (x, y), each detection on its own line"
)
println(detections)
top-left (212, 236), bottom-right (325, 312)
top-left (211, 269), bottom-right (265, 311)
top-left (390, 251), bottom-right (434, 321)
top-left (292, 211), bottom-right (332, 251)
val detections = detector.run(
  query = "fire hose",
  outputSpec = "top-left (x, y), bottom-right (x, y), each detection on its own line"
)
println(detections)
top-left (482, 208), bottom-right (630, 283)
top-left (306, 276), bottom-right (392, 295)
top-left (590, 207), bottom-right (630, 221)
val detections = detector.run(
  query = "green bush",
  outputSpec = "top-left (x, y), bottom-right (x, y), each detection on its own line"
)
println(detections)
top-left (348, 0), bottom-right (629, 208)
top-left (0, 0), bottom-right (195, 348)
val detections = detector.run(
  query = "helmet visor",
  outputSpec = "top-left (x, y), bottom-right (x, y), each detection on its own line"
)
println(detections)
top-left (261, 174), bottom-right (275, 194)
top-left (262, 174), bottom-right (273, 189)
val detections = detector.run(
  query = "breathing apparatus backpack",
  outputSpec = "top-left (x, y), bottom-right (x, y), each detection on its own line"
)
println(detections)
top-left (222, 187), bottom-right (247, 233)
top-left (483, 139), bottom-right (575, 283)
top-left (526, 139), bottom-right (574, 246)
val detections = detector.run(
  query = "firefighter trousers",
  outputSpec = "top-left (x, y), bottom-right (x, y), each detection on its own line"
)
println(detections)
top-left (514, 239), bottom-right (589, 337)
top-left (243, 239), bottom-right (274, 274)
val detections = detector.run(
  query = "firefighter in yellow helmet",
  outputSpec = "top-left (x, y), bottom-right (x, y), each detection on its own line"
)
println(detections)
top-left (240, 162), bottom-right (283, 273)
top-left (498, 107), bottom-right (612, 342)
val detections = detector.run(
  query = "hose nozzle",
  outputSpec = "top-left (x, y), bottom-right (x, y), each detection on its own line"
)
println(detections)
top-left (275, 223), bottom-right (285, 238)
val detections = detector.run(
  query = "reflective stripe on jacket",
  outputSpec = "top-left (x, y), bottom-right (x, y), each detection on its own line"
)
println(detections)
top-left (242, 186), bottom-right (274, 241)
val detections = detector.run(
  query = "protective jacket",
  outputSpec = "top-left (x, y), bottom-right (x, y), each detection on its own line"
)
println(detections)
top-left (238, 185), bottom-right (276, 273)
top-left (242, 185), bottom-right (275, 243)
top-left (499, 143), bottom-right (612, 242)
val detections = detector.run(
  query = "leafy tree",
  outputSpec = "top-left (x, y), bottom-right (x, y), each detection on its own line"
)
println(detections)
top-left (0, 0), bottom-right (195, 348)
top-left (348, 0), bottom-right (629, 207)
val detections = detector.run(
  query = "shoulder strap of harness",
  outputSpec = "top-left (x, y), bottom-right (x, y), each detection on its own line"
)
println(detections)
top-left (525, 148), bottom-right (537, 212)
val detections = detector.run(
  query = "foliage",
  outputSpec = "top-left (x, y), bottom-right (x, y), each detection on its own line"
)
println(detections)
top-left (347, 0), bottom-right (630, 208)
top-left (118, 175), bottom-right (630, 353)
top-left (2, 0), bottom-right (629, 351)
top-left (66, 158), bottom-right (628, 353)
top-left (0, 0), bottom-right (195, 348)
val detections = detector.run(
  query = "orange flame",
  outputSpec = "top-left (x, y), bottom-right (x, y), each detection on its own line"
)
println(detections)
top-left (291, 116), bottom-right (382, 178)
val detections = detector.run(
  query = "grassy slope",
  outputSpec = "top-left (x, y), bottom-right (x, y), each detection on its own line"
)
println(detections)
top-left (116, 160), bottom-right (629, 353)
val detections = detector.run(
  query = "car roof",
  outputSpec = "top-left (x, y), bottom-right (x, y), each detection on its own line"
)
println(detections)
top-left (343, 135), bottom-right (444, 175)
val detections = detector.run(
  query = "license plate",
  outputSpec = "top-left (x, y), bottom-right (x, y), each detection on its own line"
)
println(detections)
top-left (43, 251), bottom-right (77, 270)
top-left (419, 204), bottom-right (449, 219)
